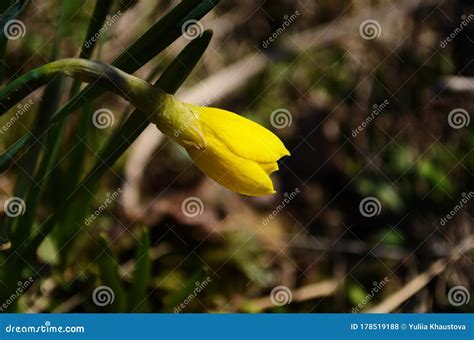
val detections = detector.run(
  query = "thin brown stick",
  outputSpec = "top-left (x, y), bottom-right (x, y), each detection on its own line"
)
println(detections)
top-left (243, 279), bottom-right (340, 311)
top-left (366, 236), bottom-right (474, 313)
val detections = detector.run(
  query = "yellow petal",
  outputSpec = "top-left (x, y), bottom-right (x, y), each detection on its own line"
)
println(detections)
top-left (189, 104), bottom-right (290, 163)
top-left (187, 135), bottom-right (275, 196)
top-left (260, 162), bottom-right (279, 174)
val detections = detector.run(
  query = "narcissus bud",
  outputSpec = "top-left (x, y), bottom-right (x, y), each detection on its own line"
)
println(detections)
top-left (0, 58), bottom-right (290, 196)
top-left (150, 99), bottom-right (290, 196)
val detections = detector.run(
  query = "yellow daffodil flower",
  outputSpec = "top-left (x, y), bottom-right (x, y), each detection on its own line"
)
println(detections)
top-left (151, 96), bottom-right (290, 196)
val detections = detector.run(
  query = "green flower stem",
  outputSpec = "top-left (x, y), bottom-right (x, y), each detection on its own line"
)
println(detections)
top-left (0, 58), bottom-right (167, 119)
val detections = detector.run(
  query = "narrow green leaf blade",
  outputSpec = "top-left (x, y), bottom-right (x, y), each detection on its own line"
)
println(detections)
top-left (97, 233), bottom-right (127, 312)
top-left (128, 229), bottom-right (151, 312)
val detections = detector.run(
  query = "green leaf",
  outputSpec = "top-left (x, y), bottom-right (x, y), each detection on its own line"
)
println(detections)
top-left (68, 0), bottom-right (115, 95)
top-left (80, 0), bottom-right (115, 60)
top-left (0, 133), bottom-right (29, 171)
top-left (128, 229), bottom-right (151, 312)
top-left (96, 233), bottom-right (127, 312)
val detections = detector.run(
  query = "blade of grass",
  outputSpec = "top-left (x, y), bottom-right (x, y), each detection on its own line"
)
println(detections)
top-left (97, 233), bottom-right (127, 312)
top-left (69, 0), bottom-right (114, 95)
top-left (128, 229), bottom-right (151, 312)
